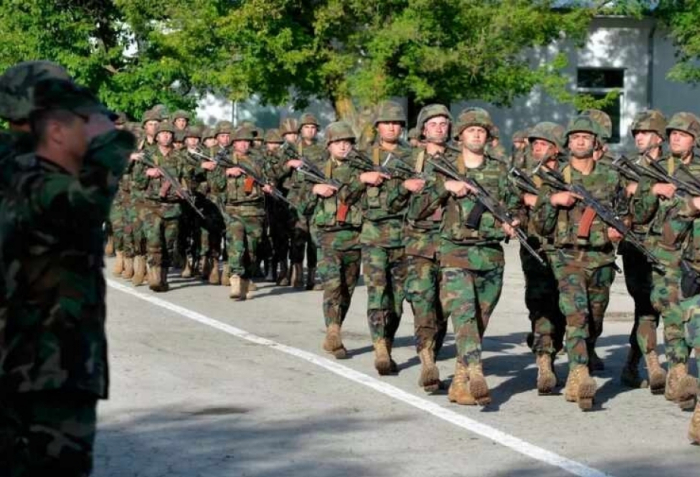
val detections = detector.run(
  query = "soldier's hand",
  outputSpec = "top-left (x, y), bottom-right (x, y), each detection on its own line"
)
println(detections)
top-left (262, 184), bottom-right (273, 194)
top-left (313, 184), bottom-right (337, 198)
top-left (201, 161), bottom-right (217, 171)
top-left (403, 178), bottom-right (425, 193)
top-left (652, 183), bottom-right (676, 199)
top-left (607, 227), bottom-right (624, 242)
top-left (130, 152), bottom-right (144, 162)
top-left (146, 168), bottom-right (162, 178)
top-left (226, 167), bottom-right (245, 177)
top-left (501, 219), bottom-right (519, 238)
top-left (523, 193), bottom-right (538, 208)
top-left (286, 159), bottom-right (303, 169)
top-left (550, 191), bottom-right (577, 207)
top-left (445, 180), bottom-right (475, 198)
top-left (625, 182), bottom-right (638, 197)
top-left (692, 197), bottom-right (700, 211)
top-left (85, 113), bottom-right (115, 142)
top-left (360, 171), bottom-right (387, 186)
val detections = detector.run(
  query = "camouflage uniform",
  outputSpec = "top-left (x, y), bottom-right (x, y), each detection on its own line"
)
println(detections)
top-left (534, 115), bottom-right (625, 410)
top-left (131, 122), bottom-right (183, 292)
top-left (0, 78), bottom-right (134, 476)
top-left (178, 125), bottom-right (206, 277)
top-left (210, 127), bottom-right (266, 300)
top-left (262, 128), bottom-right (287, 283)
top-left (358, 101), bottom-right (411, 375)
top-left (634, 112), bottom-right (700, 408)
top-left (304, 122), bottom-right (363, 359)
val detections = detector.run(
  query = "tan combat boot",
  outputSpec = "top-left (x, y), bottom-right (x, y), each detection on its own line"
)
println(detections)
top-left (689, 401), bottom-right (700, 444)
top-left (418, 345), bottom-right (440, 392)
top-left (322, 323), bottom-right (348, 359)
top-left (564, 365), bottom-right (580, 403)
top-left (644, 350), bottom-right (666, 395)
top-left (121, 257), bottom-right (134, 280)
top-left (131, 255), bottom-right (147, 286)
top-left (373, 339), bottom-right (392, 375)
top-left (620, 348), bottom-right (647, 389)
top-left (112, 251), bottom-right (124, 277)
top-left (208, 260), bottom-right (220, 285)
top-left (665, 363), bottom-right (697, 409)
top-left (467, 362), bottom-right (491, 405)
top-left (104, 235), bottom-right (115, 257)
top-left (386, 339), bottom-right (398, 373)
top-left (181, 258), bottom-right (193, 278)
top-left (575, 364), bottom-right (597, 411)
top-left (448, 360), bottom-right (476, 405)
top-left (291, 263), bottom-right (304, 289)
top-left (536, 353), bottom-right (556, 395)
top-left (229, 274), bottom-right (242, 299)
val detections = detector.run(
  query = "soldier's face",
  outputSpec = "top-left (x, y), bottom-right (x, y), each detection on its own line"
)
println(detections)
top-left (532, 139), bottom-right (557, 161)
top-left (217, 133), bottom-right (230, 147)
top-left (461, 126), bottom-right (488, 154)
top-left (254, 139), bottom-right (263, 148)
top-left (300, 125), bottom-right (317, 140)
top-left (144, 120), bottom-right (159, 137)
top-left (204, 138), bottom-right (218, 148)
top-left (423, 117), bottom-right (450, 144)
top-left (328, 140), bottom-right (352, 159)
top-left (513, 140), bottom-right (526, 150)
top-left (173, 141), bottom-right (184, 150)
top-left (284, 133), bottom-right (298, 144)
top-left (377, 122), bottom-right (402, 143)
top-left (633, 131), bottom-right (662, 153)
top-left (267, 143), bottom-right (281, 152)
top-left (156, 131), bottom-right (172, 147)
top-left (669, 130), bottom-right (695, 156)
top-left (233, 140), bottom-right (250, 154)
top-left (174, 118), bottom-right (188, 130)
top-left (568, 132), bottom-right (595, 159)
top-left (185, 137), bottom-right (200, 149)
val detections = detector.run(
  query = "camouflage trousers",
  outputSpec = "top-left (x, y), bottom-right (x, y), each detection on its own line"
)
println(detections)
top-left (0, 391), bottom-right (97, 477)
top-left (224, 209), bottom-right (264, 278)
top-left (440, 265), bottom-right (504, 365)
top-left (109, 190), bottom-right (136, 258)
top-left (620, 244), bottom-right (659, 355)
top-left (362, 245), bottom-right (407, 343)
top-left (290, 214), bottom-right (317, 268)
top-left (651, 262), bottom-right (688, 364)
top-left (139, 201), bottom-right (181, 267)
top-left (681, 293), bottom-right (700, 380)
top-left (318, 244), bottom-right (361, 328)
top-left (405, 255), bottom-right (447, 354)
top-left (520, 246), bottom-right (564, 356)
top-left (551, 253), bottom-right (614, 370)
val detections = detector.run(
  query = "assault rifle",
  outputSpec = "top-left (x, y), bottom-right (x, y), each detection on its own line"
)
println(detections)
top-left (533, 162), bottom-right (665, 273)
top-left (611, 153), bottom-right (700, 197)
top-left (427, 155), bottom-right (546, 267)
top-left (279, 143), bottom-right (341, 188)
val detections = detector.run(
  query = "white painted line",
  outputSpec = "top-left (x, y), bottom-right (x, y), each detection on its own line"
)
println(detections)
top-left (107, 279), bottom-right (612, 477)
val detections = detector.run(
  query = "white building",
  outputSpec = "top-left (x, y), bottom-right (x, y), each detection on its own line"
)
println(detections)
top-left (196, 16), bottom-right (699, 151)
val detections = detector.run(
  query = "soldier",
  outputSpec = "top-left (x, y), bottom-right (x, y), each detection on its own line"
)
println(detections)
top-left (132, 122), bottom-right (183, 292)
top-left (304, 122), bottom-right (364, 359)
top-left (172, 110), bottom-right (190, 131)
top-left (173, 130), bottom-right (186, 150)
top-left (407, 127), bottom-right (421, 148)
top-left (534, 115), bottom-right (626, 410)
top-left (199, 126), bottom-right (226, 284)
top-left (265, 128), bottom-right (284, 153)
top-left (582, 109), bottom-right (614, 165)
top-left (179, 125), bottom-right (205, 278)
top-left (420, 108), bottom-right (519, 406)
top-left (263, 128), bottom-right (287, 283)
top-left (516, 122), bottom-right (567, 395)
top-left (206, 126), bottom-right (269, 299)
top-left (511, 129), bottom-right (529, 167)
top-left (392, 104), bottom-right (452, 392)
top-left (632, 112), bottom-right (700, 409)
top-left (618, 110), bottom-right (667, 391)
top-left (356, 101), bottom-right (411, 375)
top-left (0, 77), bottom-right (134, 476)
top-left (486, 124), bottom-right (508, 162)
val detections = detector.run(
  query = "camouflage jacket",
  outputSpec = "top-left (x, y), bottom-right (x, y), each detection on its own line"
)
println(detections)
top-left (132, 146), bottom-right (183, 204)
top-left (279, 140), bottom-right (326, 214)
top-left (211, 150), bottom-right (266, 216)
top-left (358, 143), bottom-right (412, 248)
top-left (302, 157), bottom-right (363, 251)
top-left (0, 129), bottom-right (134, 398)
top-left (535, 159), bottom-right (627, 268)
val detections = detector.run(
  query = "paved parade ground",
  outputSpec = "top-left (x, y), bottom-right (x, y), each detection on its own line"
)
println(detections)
top-left (94, 244), bottom-right (698, 477)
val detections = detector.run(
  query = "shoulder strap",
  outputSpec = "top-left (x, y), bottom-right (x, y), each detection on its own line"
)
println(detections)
top-left (372, 146), bottom-right (380, 166)
top-left (563, 164), bottom-right (572, 184)
top-left (415, 150), bottom-right (425, 173)
top-left (456, 154), bottom-right (466, 175)
top-left (668, 157), bottom-right (675, 176)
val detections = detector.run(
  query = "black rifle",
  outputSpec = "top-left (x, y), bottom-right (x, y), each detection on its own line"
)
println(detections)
top-left (427, 155), bottom-right (546, 267)
top-left (279, 143), bottom-right (342, 188)
top-left (534, 163), bottom-right (665, 273)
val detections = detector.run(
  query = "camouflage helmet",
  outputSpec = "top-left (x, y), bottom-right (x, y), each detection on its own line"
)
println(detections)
top-left (453, 107), bottom-right (493, 140)
top-left (416, 104), bottom-right (452, 133)
top-left (142, 109), bottom-right (161, 125)
top-left (151, 104), bottom-right (170, 121)
top-left (373, 100), bottom-right (406, 126)
top-left (215, 120), bottom-right (234, 136)
top-left (0, 60), bottom-right (71, 121)
top-left (581, 109), bottom-right (612, 141)
top-left (232, 126), bottom-right (255, 141)
top-left (114, 112), bottom-right (128, 126)
top-left (666, 112), bottom-right (700, 140)
top-left (155, 122), bottom-right (175, 135)
top-left (299, 112), bottom-right (320, 128)
top-left (407, 127), bottom-right (419, 140)
top-left (173, 130), bottom-right (187, 143)
top-left (184, 125), bottom-right (202, 139)
top-left (630, 110), bottom-right (667, 138)
top-left (171, 110), bottom-right (190, 121)
top-left (512, 129), bottom-right (528, 142)
top-left (325, 121), bottom-right (355, 145)
top-left (264, 128), bottom-right (284, 143)
top-left (280, 117), bottom-right (300, 135)
top-left (201, 126), bottom-right (216, 141)
top-left (528, 121), bottom-right (566, 150)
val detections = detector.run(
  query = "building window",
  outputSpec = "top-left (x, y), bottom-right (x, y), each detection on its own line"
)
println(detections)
top-left (576, 67), bottom-right (624, 144)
